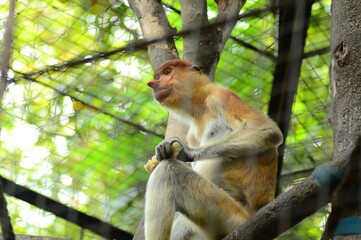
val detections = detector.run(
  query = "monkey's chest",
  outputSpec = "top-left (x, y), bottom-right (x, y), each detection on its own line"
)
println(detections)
top-left (191, 159), bottom-right (222, 184)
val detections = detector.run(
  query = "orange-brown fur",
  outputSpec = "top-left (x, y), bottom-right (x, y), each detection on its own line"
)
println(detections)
top-left (145, 59), bottom-right (283, 240)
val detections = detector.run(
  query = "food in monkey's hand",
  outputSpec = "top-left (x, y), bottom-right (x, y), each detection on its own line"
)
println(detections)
top-left (144, 142), bottom-right (182, 173)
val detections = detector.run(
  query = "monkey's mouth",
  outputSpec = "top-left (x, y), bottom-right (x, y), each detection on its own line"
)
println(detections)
top-left (153, 88), bottom-right (172, 102)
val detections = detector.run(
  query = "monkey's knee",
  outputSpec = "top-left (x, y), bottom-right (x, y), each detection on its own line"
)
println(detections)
top-left (171, 213), bottom-right (208, 240)
top-left (147, 159), bottom-right (190, 195)
top-left (150, 159), bottom-right (174, 177)
top-left (147, 160), bottom-right (177, 190)
top-left (151, 159), bottom-right (187, 176)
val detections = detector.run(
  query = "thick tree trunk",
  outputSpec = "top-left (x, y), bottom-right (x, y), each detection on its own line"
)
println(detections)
top-left (180, 0), bottom-right (246, 80)
top-left (330, 0), bottom-right (361, 160)
top-left (127, 0), bottom-right (179, 68)
top-left (321, 0), bottom-right (361, 239)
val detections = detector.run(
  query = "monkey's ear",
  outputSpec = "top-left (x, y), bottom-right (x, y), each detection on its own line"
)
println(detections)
top-left (191, 65), bottom-right (202, 72)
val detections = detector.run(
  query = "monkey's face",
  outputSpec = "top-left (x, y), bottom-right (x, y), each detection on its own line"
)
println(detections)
top-left (147, 66), bottom-right (175, 104)
top-left (147, 60), bottom-right (206, 108)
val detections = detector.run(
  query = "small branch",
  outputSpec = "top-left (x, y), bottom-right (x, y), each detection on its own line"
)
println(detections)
top-left (281, 167), bottom-right (315, 178)
top-left (279, 167), bottom-right (314, 188)
top-left (21, 75), bottom-right (164, 138)
top-left (0, 178), bottom-right (15, 240)
top-left (180, 0), bottom-right (209, 66)
top-left (13, 49), bottom-right (128, 81)
top-left (303, 46), bottom-right (330, 58)
top-left (162, 3), bottom-right (181, 14)
top-left (0, 0), bottom-right (16, 107)
top-left (230, 36), bottom-right (276, 61)
top-left (7, 4), bottom-right (281, 84)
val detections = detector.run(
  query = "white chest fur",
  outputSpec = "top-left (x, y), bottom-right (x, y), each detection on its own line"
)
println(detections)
top-left (191, 158), bottom-right (222, 184)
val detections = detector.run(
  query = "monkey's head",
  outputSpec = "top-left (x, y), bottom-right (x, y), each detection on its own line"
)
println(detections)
top-left (147, 59), bottom-right (209, 108)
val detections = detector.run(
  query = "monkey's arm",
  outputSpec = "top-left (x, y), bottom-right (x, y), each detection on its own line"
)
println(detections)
top-left (156, 121), bottom-right (282, 161)
top-left (193, 125), bottom-right (282, 160)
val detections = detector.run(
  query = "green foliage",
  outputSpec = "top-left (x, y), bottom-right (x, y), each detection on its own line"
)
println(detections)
top-left (277, 207), bottom-right (329, 240)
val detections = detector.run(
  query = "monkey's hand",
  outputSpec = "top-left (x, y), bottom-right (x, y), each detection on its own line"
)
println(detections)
top-left (145, 142), bottom-right (185, 173)
top-left (155, 137), bottom-right (193, 162)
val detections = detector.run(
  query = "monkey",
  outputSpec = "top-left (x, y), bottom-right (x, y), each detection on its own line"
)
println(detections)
top-left (144, 59), bottom-right (283, 240)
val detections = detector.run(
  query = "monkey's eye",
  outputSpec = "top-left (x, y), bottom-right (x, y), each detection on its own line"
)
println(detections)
top-left (191, 65), bottom-right (201, 71)
top-left (163, 68), bottom-right (172, 75)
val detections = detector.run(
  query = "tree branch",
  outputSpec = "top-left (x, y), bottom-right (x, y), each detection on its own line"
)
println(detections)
top-left (303, 46), bottom-right (329, 58)
top-left (180, 0), bottom-right (218, 77)
top-left (230, 36), bottom-right (276, 60)
top-left (0, 176), bottom-right (133, 240)
top-left (0, 0), bottom-right (16, 107)
top-left (267, 0), bottom-right (315, 195)
top-left (215, 0), bottom-right (247, 51)
top-left (197, 0), bottom-right (247, 79)
top-left (0, 1), bottom-right (17, 239)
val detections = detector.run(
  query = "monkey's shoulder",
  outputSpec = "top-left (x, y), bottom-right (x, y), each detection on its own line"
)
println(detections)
top-left (209, 87), bottom-right (260, 118)
top-left (206, 87), bottom-right (279, 138)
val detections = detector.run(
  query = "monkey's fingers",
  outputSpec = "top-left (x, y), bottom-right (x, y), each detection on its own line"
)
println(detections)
top-left (144, 156), bottom-right (160, 173)
top-left (171, 142), bottom-right (182, 159)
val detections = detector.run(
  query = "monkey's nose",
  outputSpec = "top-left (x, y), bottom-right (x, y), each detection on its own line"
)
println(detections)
top-left (147, 81), bottom-right (157, 88)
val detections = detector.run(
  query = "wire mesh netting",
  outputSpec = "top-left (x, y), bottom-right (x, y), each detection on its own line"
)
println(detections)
top-left (0, 0), bottom-right (332, 239)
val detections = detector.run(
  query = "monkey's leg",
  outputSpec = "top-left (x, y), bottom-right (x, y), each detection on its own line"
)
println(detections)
top-left (145, 160), bottom-right (177, 240)
top-left (170, 212), bottom-right (208, 240)
top-left (145, 159), bottom-right (249, 240)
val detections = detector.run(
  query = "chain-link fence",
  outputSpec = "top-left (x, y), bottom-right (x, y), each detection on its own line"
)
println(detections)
top-left (0, 0), bottom-right (332, 239)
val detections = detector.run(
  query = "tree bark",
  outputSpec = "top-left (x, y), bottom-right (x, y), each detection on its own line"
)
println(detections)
top-left (180, 0), bottom-right (246, 80)
top-left (127, 0), bottom-right (188, 143)
top-left (0, 1), bottom-right (16, 240)
top-left (329, 0), bottom-right (361, 161)
top-left (127, 0), bottom-right (179, 69)
top-left (267, 0), bottom-right (314, 195)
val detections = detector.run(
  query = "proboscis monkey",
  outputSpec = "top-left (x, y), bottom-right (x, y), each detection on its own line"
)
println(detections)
top-left (144, 59), bottom-right (283, 240)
